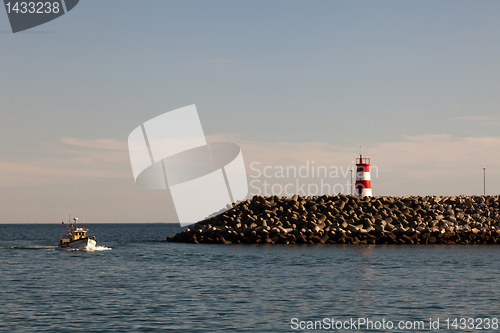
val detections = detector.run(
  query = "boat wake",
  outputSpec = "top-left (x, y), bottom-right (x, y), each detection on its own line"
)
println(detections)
top-left (95, 245), bottom-right (112, 251)
top-left (2, 245), bottom-right (56, 250)
top-left (65, 245), bottom-right (112, 252)
top-left (0, 245), bottom-right (112, 251)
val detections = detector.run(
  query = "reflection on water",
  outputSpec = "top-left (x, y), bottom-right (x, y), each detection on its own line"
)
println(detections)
top-left (352, 246), bottom-right (376, 308)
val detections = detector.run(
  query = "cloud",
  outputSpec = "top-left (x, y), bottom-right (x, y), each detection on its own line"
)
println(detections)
top-left (376, 134), bottom-right (499, 174)
top-left (0, 160), bottom-right (130, 187)
top-left (1, 137), bottom-right (132, 187)
top-left (208, 133), bottom-right (500, 196)
top-left (60, 137), bottom-right (128, 151)
top-left (190, 59), bottom-right (251, 66)
top-left (454, 116), bottom-right (498, 121)
top-left (208, 133), bottom-right (500, 174)
top-left (3, 134), bottom-right (500, 195)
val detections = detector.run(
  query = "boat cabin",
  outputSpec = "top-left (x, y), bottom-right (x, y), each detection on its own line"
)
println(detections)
top-left (71, 228), bottom-right (87, 240)
top-left (59, 217), bottom-right (94, 247)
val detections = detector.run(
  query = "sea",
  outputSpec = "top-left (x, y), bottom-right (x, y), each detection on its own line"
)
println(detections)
top-left (1, 223), bottom-right (500, 332)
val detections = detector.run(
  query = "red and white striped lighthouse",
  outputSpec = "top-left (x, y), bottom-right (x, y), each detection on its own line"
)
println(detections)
top-left (355, 154), bottom-right (372, 197)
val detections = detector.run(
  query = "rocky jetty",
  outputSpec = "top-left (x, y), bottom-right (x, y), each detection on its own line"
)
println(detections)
top-left (166, 194), bottom-right (500, 245)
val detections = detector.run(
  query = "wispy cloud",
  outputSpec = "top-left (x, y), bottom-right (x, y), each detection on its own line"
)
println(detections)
top-left (1, 137), bottom-right (131, 187)
top-left (205, 58), bottom-right (244, 63)
top-left (0, 160), bottom-right (130, 187)
top-left (210, 133), bottom-right (500, 176)
top-left (192, 58), bottom-right (250, 65)
top-left (454, 116), bottom-right (498, 121)
top-left (3, 134), bottom-right (500, 195)
top-left (60, 137), bottom-right (128, 151)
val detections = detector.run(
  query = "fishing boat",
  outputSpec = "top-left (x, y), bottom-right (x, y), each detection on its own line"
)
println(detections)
top-left (59, 217), bottom-right (97, 250)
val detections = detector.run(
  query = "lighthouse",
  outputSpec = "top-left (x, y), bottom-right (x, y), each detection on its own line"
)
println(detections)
top-left (355, 154), bottom-right (372, 197)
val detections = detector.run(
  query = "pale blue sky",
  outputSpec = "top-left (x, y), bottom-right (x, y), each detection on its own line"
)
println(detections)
top-left (1, 1), bottom-right (499, 222)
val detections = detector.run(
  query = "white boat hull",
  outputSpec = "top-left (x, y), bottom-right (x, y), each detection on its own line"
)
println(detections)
top-left (63, 237), bottom-right (97, 251)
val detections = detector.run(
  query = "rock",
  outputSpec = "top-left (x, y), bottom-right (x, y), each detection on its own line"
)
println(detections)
top-left (167, 194), bottom-right (500, 246)
top-left (346, 224), bottom-right (358, 233)
top-left (309, 235), bottom-right (322, 243)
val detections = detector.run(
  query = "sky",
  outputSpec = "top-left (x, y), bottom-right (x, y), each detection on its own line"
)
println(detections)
top-left (1, 0), bottom-right (500, 223)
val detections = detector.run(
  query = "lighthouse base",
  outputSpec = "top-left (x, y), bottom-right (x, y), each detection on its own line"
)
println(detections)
top-left (356, 188), bottom-right (372, 197)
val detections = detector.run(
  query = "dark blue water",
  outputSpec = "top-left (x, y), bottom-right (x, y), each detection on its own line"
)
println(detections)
top-left (1, 224), bottom-right (500, 332)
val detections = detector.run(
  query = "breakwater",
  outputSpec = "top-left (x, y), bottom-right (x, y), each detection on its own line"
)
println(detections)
top-left (166, 194), bottom-right (500, 245)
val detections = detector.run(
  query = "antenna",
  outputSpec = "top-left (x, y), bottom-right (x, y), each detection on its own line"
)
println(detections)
top-left (350, 168), bottom-right (354, 195)
top-left (484, 167), bottom-right (487, 195)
